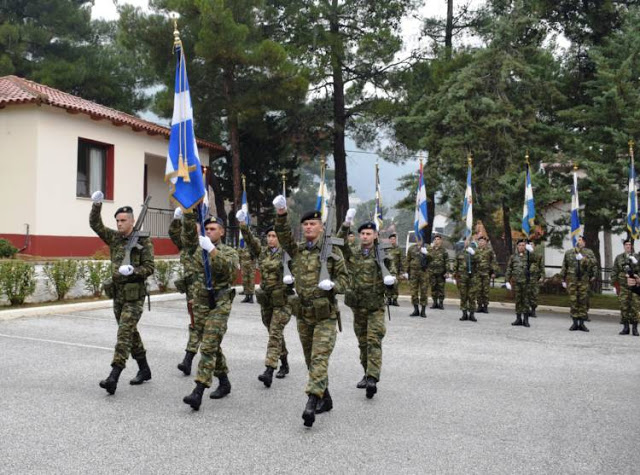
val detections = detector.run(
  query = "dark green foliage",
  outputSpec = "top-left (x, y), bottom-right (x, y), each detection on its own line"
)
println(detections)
top-left (0, 239), bottom-right (18, 258)
top-left (43, 260), bottom-right (82, 301)
top-left (0, 261), bottom-right (36, 305)
top-left (154, 260), bottom-right (176, 293)
top-left (81, 260), bottom-right (110, 298)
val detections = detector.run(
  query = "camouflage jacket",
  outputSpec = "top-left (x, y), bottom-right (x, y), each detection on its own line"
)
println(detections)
top-left (169, 218), bottom-right (199, 294)
top-left (89, 203), bottom-right (154, 287)
top-left (238, 246), bottom-right (256, 266)
top-left (387, 245), bottom-right (404, 275)
top-left (611, 252), bottom-right (640, 287)
top-left (406, 244), bottom-right (432, 275)
top-left (453, 250), bottom-right (477, 279)
top-left (275, 212), bottom-right (349, 304)
top-left (428, 245), bottom-right (449, 275)
top-left (505, 251), bottom-right (542, 284)
top-left (561, 248), bottom-right (596, 283)
top-left (240, 223), bottom-right (289, 292)
top-left (476, 246), bottom-right (500, 276)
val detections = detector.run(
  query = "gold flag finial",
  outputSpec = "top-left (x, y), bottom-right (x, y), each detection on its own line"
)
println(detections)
top-left (630, 139), bottom-right (635, 157)
top-left (241, 174), bottom-right (246, 189)
top-left (573, 162), bottom-right (578, 171)
top-left (173, 19), bottom-right (182, 47)
top-left (525, 149), bottom-right (530, 164)
top-left (467, 153), bottom-right (473, 166)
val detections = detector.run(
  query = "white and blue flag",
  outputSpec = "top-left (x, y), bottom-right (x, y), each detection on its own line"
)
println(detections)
top-left (570, 167), bottom-right (582, 248)
top-left (239, 187), bottom-right (249, 248)
top-left (627, 150), bottom-right (639, 240)
top-left (374, 162), bottom-right (383, 231)
top-left (414, 161), bottom-right (428, 240)
top-left (462, 161), bottom-right (473, 238)
top-left (522, 162), bottom-right (535, 236)
top-left (316, 160), bottom-right (330, 223)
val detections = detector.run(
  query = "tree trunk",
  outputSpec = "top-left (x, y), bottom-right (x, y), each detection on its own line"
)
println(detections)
top-left (488, 200), bottom-right (512, 272)
top-left (445, 0), bottom-right (454, 60)
top-left (223, 68), bottom-right (242, 211)
top-left (426, 191), bottom-right (436, 244)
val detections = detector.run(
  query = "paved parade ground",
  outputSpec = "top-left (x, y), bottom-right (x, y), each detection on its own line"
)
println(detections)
top-left (1, 295), bottom-right (639, 474)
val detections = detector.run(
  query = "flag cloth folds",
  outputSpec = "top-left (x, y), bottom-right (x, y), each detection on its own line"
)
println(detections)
top-left (627, 152), bottom-right (639, 240)
top-left (316, 160), bottom-right (330, 223)
top-left (570, 167), bottom-right (582, 248)
top-left (462, 161), bottom-right (473, 238)
top-left (414, 161), bottom-right (428, 239)
top-left (522, 162), bottom-right (536, 236)
top-left (239, 187), bottom-right (249, 248)
top-left (374, 163), bottom-right (383, 231)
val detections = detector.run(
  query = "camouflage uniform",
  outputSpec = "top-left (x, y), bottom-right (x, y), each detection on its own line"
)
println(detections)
top-left (453, 250), bottom-right (478, 314)
top-left (386, 244), bottom-right (403, 302)
top-left (529, 245), bottom-right (545, 314)
top-left (239, 247), bottom-right (256, 296)
top-left (406, 244), bottom-right (430, 306)
top-left (475, 245), bottom-right (500, 311)
top-left (428, 245), bottom-right (449, 307)
top-left (275, 213), bottom-right (349, 398)
top-left (90, 203), bottom-right (154, 369)
top-left (505, 251), bottom-right (535, 315)
top-left (611, 252), bottom-right (640, 324)
top-left (240, 223), bottom-right (292, 369)
top-left (581, 247), bottom-right (598, 313)
top-left (561, 248), bottom-right (596, 322)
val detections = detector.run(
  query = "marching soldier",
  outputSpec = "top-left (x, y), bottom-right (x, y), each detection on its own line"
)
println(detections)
top-left (505, 239), bottom-right (535, 327)
top-left (611, 239), bottom-right (640, 336)
top-left (454, 240), bottom-right (478, 322)
top-left (428, 234), bottom-right (449, 310)
top-left (386, 233), bottom-right (403, 306)
top-left (273, 194), bottom-right (349, 428)
top-left (405, 235), bottom-right (430, 318)
top-left (89, 191), bottom-right (154, 395)
top-left (561, 236), bottom-right (596, 332)
top-left (182, 213), bottom-right (239, 411)
top-left (475, 235), bottom-right (499, 313)
top-left (238, 245), bottom-right (256, 303)
top-left (338, 211), bottom-right (397, 399)
top-left (237, 208), bottom-right (293, 387)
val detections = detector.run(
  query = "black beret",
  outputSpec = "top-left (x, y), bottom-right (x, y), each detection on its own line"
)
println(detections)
top-left (114, 206), bottom-right (133, 218)
top-left (358, 222), bottom-right (377, 233)
top-left (623, 238), bottom-right (632, 245)
top-left (264, 225), bottom-right (275, 234)
top-left (204, 217), bottom-right (225, 227)
top-left (516, 238), bottom-right (527, 244)
top-left (433, 234), bottom-right (442, 239)
top-left (347, 230), bottom-right (355, 236)
top-left (300, 210), bottom-right (322, 223)
top-left (389, 233), bottom-right (397, 238)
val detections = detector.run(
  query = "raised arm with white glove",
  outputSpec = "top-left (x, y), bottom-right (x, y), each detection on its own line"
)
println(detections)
top-left (236, 209), bottom-right (247, 223)
top-left (272, 195), bottom-right (287, 211)
top-left (198, 235), bottom-right (216, 253)
top-left (173, 207), bottom-right (183, 220)
top-left (344, 208), bottom-right (356, 225)
top-left (525, 244), bottom-right (534, 253)
top-left (91, 190), bottom-right (104, 203)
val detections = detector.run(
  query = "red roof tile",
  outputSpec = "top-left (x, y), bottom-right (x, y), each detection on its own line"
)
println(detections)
top-left (0, 75), bottom-right (225, 152)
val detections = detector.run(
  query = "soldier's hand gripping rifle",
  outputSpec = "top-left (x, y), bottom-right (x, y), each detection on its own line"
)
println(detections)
top-left (318, 193), bottom-right (344, 332)
top-left (122, 195), bottom-right (152, 309)
top-left (282, 251), bottom-right (294, 287)
top-left (374, 238), bottom-right (393, 321)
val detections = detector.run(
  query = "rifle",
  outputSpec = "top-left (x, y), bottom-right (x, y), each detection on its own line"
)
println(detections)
top-left (122, 196), bottom-right (152, 310)
top-left (318, 193), bottom-right (344, 331)
top-left (373, 238), bottom-right (393, 321)
top-left (283, 250), bottom-right (294, 286)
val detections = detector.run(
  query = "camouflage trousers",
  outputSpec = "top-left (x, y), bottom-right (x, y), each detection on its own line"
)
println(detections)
top-left (111, 298), bottom-right (146, 368)
top-left (476, 274), bottom-right (492, 307)
top-left (352, 307), bottom-right (386, 381)
top-left (296, 302), bottom-right (337, 398)
top-left (513, 282), bottom-right (534, 314)
top-left (195, 295), bottom-right (232, 388)
top-left (186, 300), bottom-right (207, 354)
top-left (618, 285), bottom-right (640, 324)
top-left (457, 276), bottom-right (477, 311)
top-left (530, 279), bottom-right (541, 308)
top-left (568, 280), bottom-right (590, 319)
top-left (242, 264), bottom-right (255, 295)
top-left (387, 282), bottom-right (399, 299)
top-left (429, 272), bottom-right (446, 301)
top-left (261, 304), bottom-right (291, 368)
top-left (409, 270), bottom-right (429, 306)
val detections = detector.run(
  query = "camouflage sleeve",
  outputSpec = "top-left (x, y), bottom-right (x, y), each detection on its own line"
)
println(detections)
top-left (561, 252), bottom-right (569, 279)
top-left (386, 254), bottom-right (397, 277)
top-left (275, 213), bottom-right (298, 258)
top-left (168, 219), bottom-right (183, 250)
top-left (181, 212), bottom-right (200, 253)
top-left (505, 256), bottom-right (513, 282)
top-left (611, 256), bottom-right (621, 285)
top-left (329, 246), bottom-right (349, 295)
top-left (337, 224), bottom-right (352, 261)
top-left (240, 223), bottom-right (262, 258)
top-left (89, 203), bottom-right (116, 245)
top-left (210, 246), bottom-right (233, 274)
top-left (492, 250), bottom-right (500, 274)
top-left (134, 237), bottom-right (155, 280)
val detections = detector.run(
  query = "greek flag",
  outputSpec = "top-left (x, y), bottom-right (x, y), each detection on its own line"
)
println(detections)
top-left (462, 162), bottom-right (473, 238)
top-left (627, 155), bottom-right (639, 240)
top-left (239, 188), bottom-right (249, 248)
top-left (414, 161), bottom-right (428, 239)
top-left (570, 168), bottom-right (582, 248)
top-left (165, 41), bottom-right (204, 210)
top-left (374, 163), bottom-right (383, 231)
top-left (316, 164), bottom-right (330, 223)
top-left (522, 162), bottom-right (535, 236)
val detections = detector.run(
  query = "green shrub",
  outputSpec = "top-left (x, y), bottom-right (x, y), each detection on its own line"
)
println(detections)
top-left (0, 261), bottom-right (36, 305)
top-left (81, 261), bottom-right (111, 297)
top-left (43, 260), bottom-right (82, 301)
top-left (0, 239), bottom-right (18, 258)
top-left (154, 260), bottom-right (176, 293)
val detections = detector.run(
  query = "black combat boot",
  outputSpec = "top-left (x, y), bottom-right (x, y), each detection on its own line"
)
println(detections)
top-left (209, 374), bottom-right (231, 399)
top-left (619, 322), bottom-right (630, 335)
top-left (530, 306), bottom-right (537, 318)
top-left (356, 375), bottom-right (367, 389)
top-left (577, 319), bottom-right (589, 332)
top-left (387, 297), bottom-right (393, 306)
top-left (177, 351), bottom-right (196, 376)
top-left (483, 304), bottom-right (490, 314)
top-left (430, 299), bottom-right (438, 309)
top-left (241, 294), bottom-right (251, 303)
top-left (420, 305), bottom-right (427, 318)
top-left (409, 305), bottom-right (420, 317)
top-left (460, 310), bottom-right (468, 321)
top-left (302, 394), bottom-right (319, 427)
top-left (633, 323), bottom-right (639, 336)
top-left (366, 376), bottom-right (378, 399)
top-left (523, 313), bottom-right (530, 328)
top-left (258, 367), bottom-right (274, 388)
top-left (391, 298), bottom-right (399, 307)
top-left (315, 388), bottom-right (333, 414)
top-left (468, 312), bottom-right (477, 322)
top-left (275, 355), bottom-right (289, 379)
top-left (129, 356), bottom-right (152, 385)
top-left (512, 313), bottom-right (523, 326)
top-left (183, 382), bottom-right (206, 411)
top-left (99, 365), bottom-right (123, 395)
top-left (569, 318), bottom-right (579, 331)
top-left (247, 294), bottom-right (254, 303)
top-left (438, 298), bottom-right (445, 310)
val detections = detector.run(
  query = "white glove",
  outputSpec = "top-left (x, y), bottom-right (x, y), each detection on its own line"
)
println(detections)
top-left (420, 247), bottom-right (428, 255)
top-left (318, 279), bottom-right (335, 291)
top-left (403, 273), bottom-right (409, 280)
top-left (273, 195), bottom-right (287, 210)
top-left (525, 244), bottom-right (534, 252)
top-left (283, 275), bottom-right (294, 285)
top-left (562, 281), bottom-right (567, 288)
top-left (505, 282), bottom-right (512, 291)
top-left (118, 265), bottom-right (134, 276)
top-left (236, 209), bottom-right (247, 223)
top-left (575, 253), bottom-right (583, 261)
top-left (91, 191), bottom-right (104, 203)
top-left (630, 256), bottom-right (638, 265)
top-left (345, 208), bottom-right (356, 224)
top-left (198, 235), bottom-right (215, 253)
top-left (383, 275), bottom-right (396, 286)
top-left (173, 208), bottom-right (183, 219)
top-left (466, 247), bottom-right (476, 255)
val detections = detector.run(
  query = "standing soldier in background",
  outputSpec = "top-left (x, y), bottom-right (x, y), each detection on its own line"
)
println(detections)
top-left (561, 236), bottom-right (596, 332)
top-left (528, 240), bottom-right (545, 317)
top-left (580, 239), bottom-right (599, 321)
top-left (505, 239), bottom-right (535, 327)
top-left (405, 235), bottom-right (430, 318)
top-left (347, 230), bottom-right (359, 255)
top-left (239, 246), bottom-right (256, 303)
top-left (237, 208), bottom-right (293, 387)
top-left (89, 191), bottom-right (154, 395)
top-left (386, 233), bottom-right (403, 306)
top-left (475, 235), bottom-right (499, 313)
top-left (454, 240), bottom-right (478, 322)
top-left (611, 239), bottom-right (640, 336)
top-left (428, 234), bottom-right (449, 310)
top-left (273, 194), bottom-right (349, 428)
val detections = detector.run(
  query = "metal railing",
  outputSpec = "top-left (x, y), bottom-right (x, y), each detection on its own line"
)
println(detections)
top-left (144, 208), bottom-right (173, 238)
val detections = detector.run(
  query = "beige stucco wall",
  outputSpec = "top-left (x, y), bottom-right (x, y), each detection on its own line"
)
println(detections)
top-left (145, 153), bottom-right (172, 209)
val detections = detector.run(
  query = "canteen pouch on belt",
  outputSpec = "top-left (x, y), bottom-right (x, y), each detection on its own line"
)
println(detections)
top-left (174, 278), bottom-right (187, 294)
top-left (103, 279), bottom-right (115, 299)
top-left (313, 298), bottom-right (331, 319)
top-left (123, 283), bottom-right (142, 302)
top-left (288, 294), bottom-right (301, 316)
top-left (271, 288), bottom-right (286, 307)
top-left (255, 288), bottom-right (267, 306)
top-left (344, 290), bottom-right (358, 308)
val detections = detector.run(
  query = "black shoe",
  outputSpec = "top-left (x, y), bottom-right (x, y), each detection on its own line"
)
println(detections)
top-left (569, 318), bottom-right (579, 331)
top-left (366, 376), bottom-right (378, 399)
top-left (356, 375), bottom-right (367, 389)
top-left (315, 389), bottom-right (333, 414)
top-left (302, 395), bottom-right (319, 427)
top-left (530, 306), bottom-right (537, 318)
top-left (620, 322), bottom-right (630, 335)
top-left (129, 357), bottom-right (152, 385)
top-left (468, 312), bottom-right (477, 322)
top-left (483, 305), bottom-right (489, 314)
top-left (420, 305), bottom-right (427, 318)
top-left (99, 365), bottom-right (123, 395)
top-left (438, 299), bottom-right (445, 310)
top-left (391, 298), bottom-right (399, 307)
top-left (387, 297), bottom-right (393, 306)
top-left (209, 374), bottom-right (231, 399)
top-left (460, 310), bottom-right (468, 321)
top-left (512, 314), bottom-right (523, 326)
top-left (183, 382), bottom-right (206, 411)
top-left (430, 300), bottom-right (438, 309)
top-left (633, 323), bottom-right (639, 336)
top-left (409, 305), bottom-right (420, 317)
top-left (177, 351), bottom-right (196, 376)
top-left (523, 313), bottom-right (530, 328)
top-left (275, 356), bottom-right (289, 379)
top-left (258, 367), bottom-right (274, 388)
top-left (578, 319), bottom-right (589, 332)
top-left (247, 295), bottom-right (254, 303)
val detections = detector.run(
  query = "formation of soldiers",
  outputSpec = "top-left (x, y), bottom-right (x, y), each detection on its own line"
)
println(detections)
top-left (88, 189), bottom-right (637, 428)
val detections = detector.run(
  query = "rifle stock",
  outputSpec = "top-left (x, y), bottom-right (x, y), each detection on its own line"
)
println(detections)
top-left (122, 195), bottom-right (152, 266)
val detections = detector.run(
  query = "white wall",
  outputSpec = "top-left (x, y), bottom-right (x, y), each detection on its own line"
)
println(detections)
top-left (145, 153), bottom-right (172, 209)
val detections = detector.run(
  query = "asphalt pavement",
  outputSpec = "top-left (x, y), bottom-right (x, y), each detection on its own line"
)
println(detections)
top-left (1, 296), bottom-right (639, 474)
